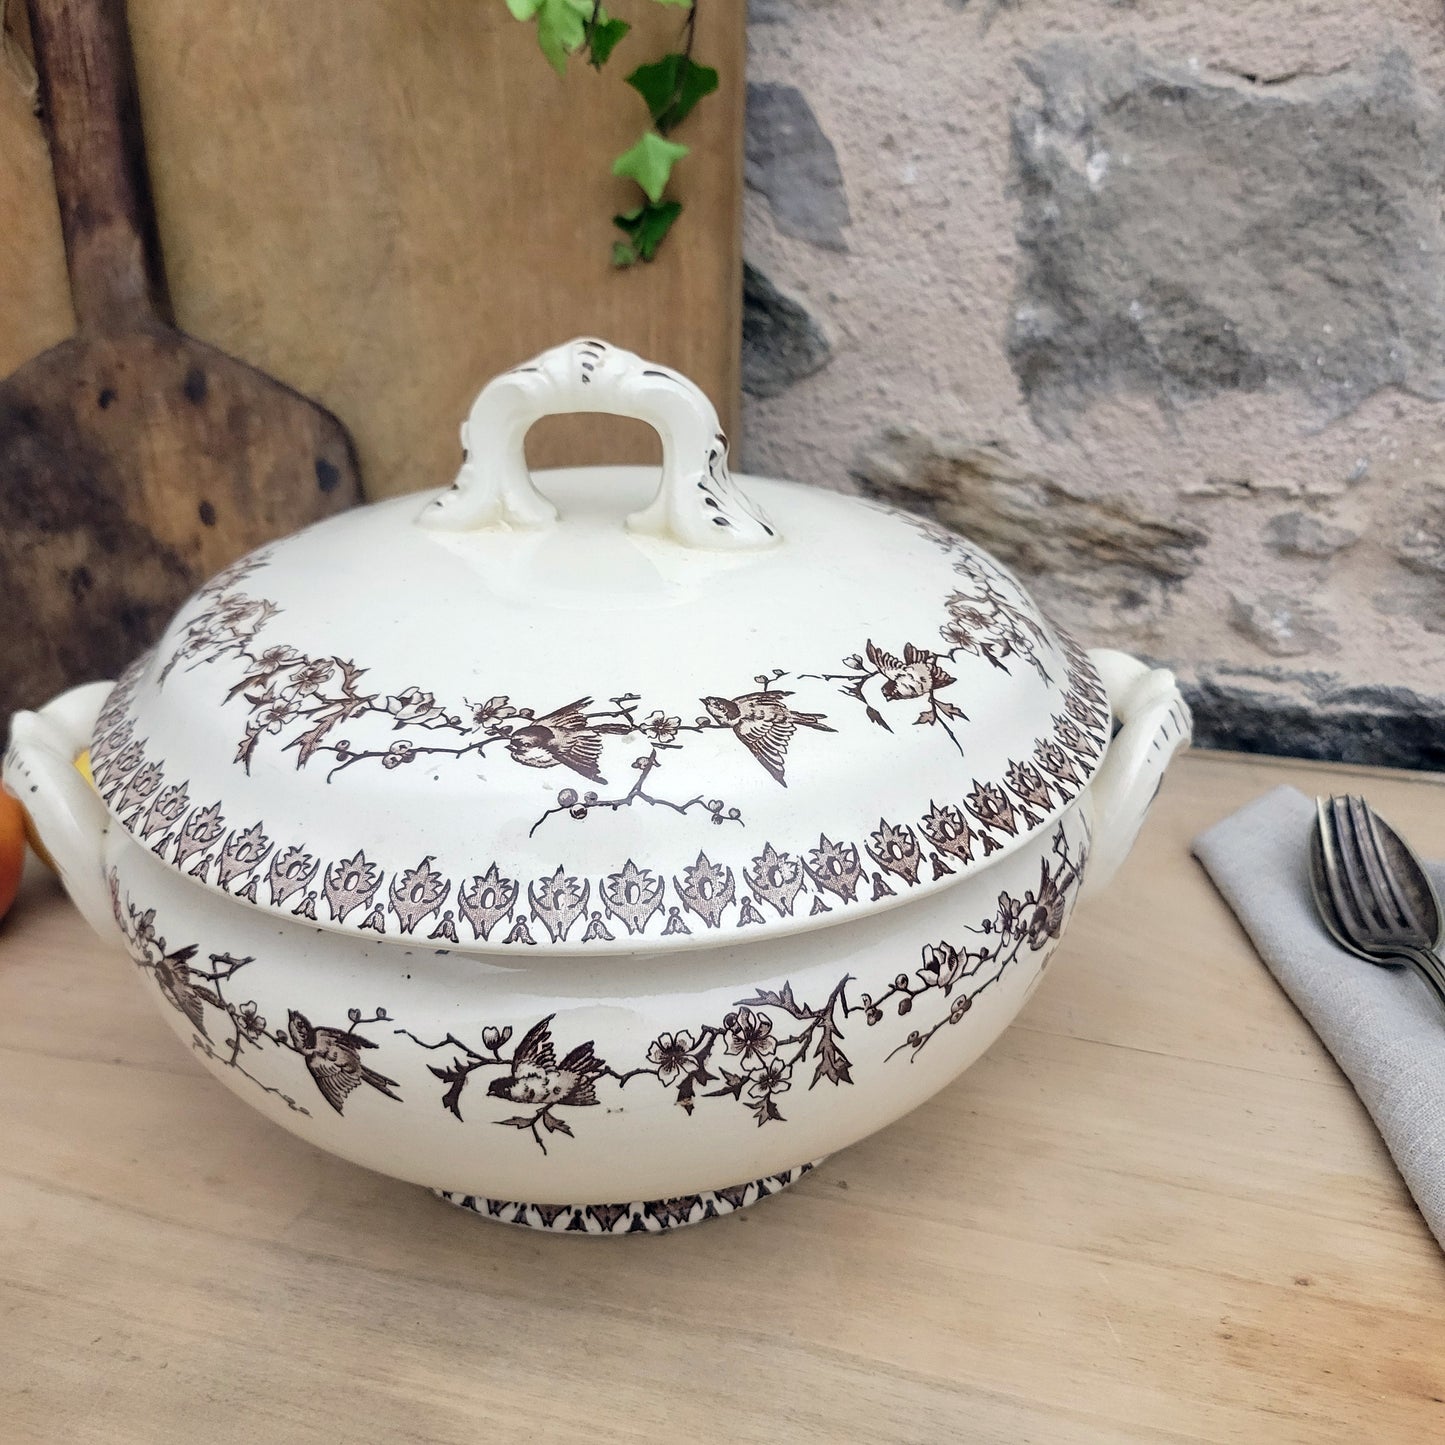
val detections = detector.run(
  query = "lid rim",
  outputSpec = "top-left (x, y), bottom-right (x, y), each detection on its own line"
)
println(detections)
top-left (101, 773), bottom-right (1100, 958)
top-left (90, 653), bottom-right (1110, 958)
top-left (87, 475), bottom-right (1112, 956)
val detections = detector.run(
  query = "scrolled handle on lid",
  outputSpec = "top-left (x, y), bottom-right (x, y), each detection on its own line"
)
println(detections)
top-left (417, 338), bottom-right (778, 551)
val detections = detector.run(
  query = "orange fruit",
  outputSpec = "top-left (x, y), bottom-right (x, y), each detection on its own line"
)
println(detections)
top-left (0, 787), bottom-right (26, 922)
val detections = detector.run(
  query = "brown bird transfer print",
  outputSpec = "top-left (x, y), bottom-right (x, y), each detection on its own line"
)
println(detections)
top-left (504, 698), bottom-right (631, 783)
top-left (286, 1009), bottom-right (403, 1114)
top-left (700, 688), bottom-right (835, 786)
top-left (866, 641), bottom-right (956, 701)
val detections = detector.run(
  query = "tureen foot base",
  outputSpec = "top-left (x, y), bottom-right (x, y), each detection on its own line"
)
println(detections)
top-left (432, 1160), bottom-right (822, 1235)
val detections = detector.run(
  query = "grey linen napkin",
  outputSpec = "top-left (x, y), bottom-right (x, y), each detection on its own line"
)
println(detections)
top-left (1193, 784), bottom-right (1445, 1250)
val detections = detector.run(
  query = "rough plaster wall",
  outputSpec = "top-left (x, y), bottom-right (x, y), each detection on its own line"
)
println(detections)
top-left (740, 0), bottom-right (1445, 766)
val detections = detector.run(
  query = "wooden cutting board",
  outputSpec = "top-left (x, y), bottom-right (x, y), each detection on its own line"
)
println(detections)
top-left (0, 0), bottom-right (363, 720)
top-left (0, 0), bottom-right (746, 509)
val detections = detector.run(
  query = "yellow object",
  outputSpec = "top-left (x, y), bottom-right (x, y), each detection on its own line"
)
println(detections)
top-left (20, 749), bottom-right (93, 874)
top-left (23, 805), bottom-right (55, 872)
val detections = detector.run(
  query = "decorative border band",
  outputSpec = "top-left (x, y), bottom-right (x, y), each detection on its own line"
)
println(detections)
top-left (91, 518), bottom-right (1109, 950)
top-left (433, 1162), bottom-right (820, 1234)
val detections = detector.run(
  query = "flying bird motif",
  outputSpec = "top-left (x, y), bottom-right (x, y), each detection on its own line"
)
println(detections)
top-left (866, 641), bottom-right (956, 700)
top-left (700, 689), bottom-right (835, 787)
top-left (286, 1009), bottom-right (402, 1115)
top-left (487, 1014), bottom-right (606, 1111)
top-left (1023, 858), bottom-right (1069, 950)
top-left (150, 943), bottom-right (216, 1039)
top-left (504, 698), bottom-right (630, 783)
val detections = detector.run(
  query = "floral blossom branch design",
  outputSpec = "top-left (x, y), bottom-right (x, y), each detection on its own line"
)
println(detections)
top-left (941, 570), bottom-right (1053, 687)
top-left (909, 515), bottom-right (1055, 687)
top-left (805, 519), bottom-right (1059, 750)
top-left (155, 553), bottom-right (276, 686)
top-left (398, 1016), bottom-right (604, 1155)
top-left (594, 976), bottom-right (856, 1127)
top-left (526, 695), bottom-right (744, 835)
top-left (861, 825), bottom-right (1082, 1060)
top-left (110, 870), bottom-right (399, 1118)
top-left (699, 977), bottom-right (855, 1125)
top-left (96, 529), bottom-right (1109, 948)
top-left (110, 872), bottom-right (309, 1114)
top-left (111, 826), bottom-right (1084, 1151)
top-left (400, 821), bottom-right (1084, 1146)
top-left (803, 640), bottom-right (969, 756)
top-left (156, 573), bottom-right (800, 824)
top-left (527, 750), bottom-right (743, 837)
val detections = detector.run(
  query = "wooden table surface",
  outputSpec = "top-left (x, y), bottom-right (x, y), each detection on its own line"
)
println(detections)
top-left (4, 748), bottom-right (1445, 1443)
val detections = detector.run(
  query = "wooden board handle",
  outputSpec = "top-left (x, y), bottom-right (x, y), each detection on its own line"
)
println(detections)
top-left (28, 0), bottom-right (170, 330)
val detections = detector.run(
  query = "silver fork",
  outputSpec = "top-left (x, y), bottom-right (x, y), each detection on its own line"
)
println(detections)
top-left (1309, 794), bottom-right (1445, 1015)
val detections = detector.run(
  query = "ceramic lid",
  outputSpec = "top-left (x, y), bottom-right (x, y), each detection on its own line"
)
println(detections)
top-left (88, 339), bottom-right (1111, 955)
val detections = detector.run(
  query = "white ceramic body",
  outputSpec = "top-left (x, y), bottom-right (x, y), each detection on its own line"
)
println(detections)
top-left (10, 646), bottom-right (1188, 1211)
top-left (102, 787), bottom-right (1090, 1204)
top-left (6, 340), bottom-right (1193, 1219)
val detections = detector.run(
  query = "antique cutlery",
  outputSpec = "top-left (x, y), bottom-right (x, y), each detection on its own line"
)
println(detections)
top-left (1309, 794), bottom-right (1445, 1015)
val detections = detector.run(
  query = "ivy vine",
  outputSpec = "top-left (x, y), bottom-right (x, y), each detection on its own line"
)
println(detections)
top-left (504, 0), bottom-right (717, 266)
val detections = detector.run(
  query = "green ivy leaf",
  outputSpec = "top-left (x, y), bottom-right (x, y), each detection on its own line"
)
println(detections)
top-left (587, 13), bottom-right (630, 68)
top-left (611, 132), bottom-right (689, 203)
top-left (612, 198), bottom-right (683, 265)
top-left (625, 53), bottom-right (719, 133)
top-left (526, 0), bottom-right (592, 76)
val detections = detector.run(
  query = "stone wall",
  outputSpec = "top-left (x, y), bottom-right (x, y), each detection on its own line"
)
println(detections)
top-left (740, 0), bottom-right (1445, 767)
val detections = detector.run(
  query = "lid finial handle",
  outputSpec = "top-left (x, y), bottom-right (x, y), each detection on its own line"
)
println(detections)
top-left (417, 339), bottom-right (778, 551)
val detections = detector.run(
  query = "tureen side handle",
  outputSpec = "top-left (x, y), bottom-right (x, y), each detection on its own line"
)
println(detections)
top-left (1079, 650), bottom-right (1192, 900)
top-left (416, 337), bottom-right (778, 551)
top-left (4, 681), bottom-right (116, 940)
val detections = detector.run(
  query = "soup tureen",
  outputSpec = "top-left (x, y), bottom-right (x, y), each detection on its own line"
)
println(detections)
top-left (6, 339), bottom-right (1190, 1234)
